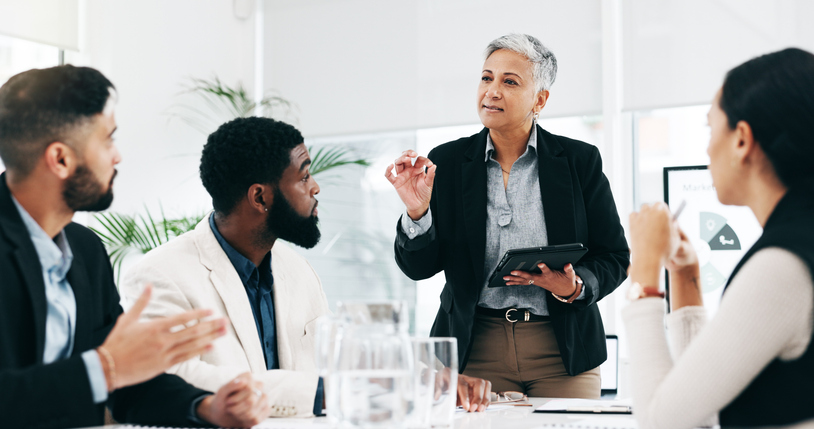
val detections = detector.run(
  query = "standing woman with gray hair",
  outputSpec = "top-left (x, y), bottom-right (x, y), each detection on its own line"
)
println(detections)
top-left (385, 34), bottom-right (629, 400)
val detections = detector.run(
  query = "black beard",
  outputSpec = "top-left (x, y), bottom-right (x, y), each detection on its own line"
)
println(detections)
top-left (262, 188), bottom-right (320, 249)
top-left (63, 166), bottom-right (116, 212)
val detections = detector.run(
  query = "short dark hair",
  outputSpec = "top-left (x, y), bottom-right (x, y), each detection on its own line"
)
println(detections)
top-left (720, 48), bottom-right (814, 190)
top-left (200, 117), bottom-right (304, 214)
top-left (0, 65), bottom-right (115, 176)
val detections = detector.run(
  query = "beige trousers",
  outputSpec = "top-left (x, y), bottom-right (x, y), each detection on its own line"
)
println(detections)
top-left (462, 313), bottom-right (601, 398)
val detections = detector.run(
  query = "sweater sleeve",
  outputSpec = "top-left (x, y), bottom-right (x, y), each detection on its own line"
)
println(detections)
top-left (665, 305), bottom-right (707, 361)
top-left (622, 247), bottom-right (813, 429)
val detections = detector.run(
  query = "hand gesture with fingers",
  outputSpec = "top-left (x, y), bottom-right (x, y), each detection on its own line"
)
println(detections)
top-left (503, 263), bottom-right (580, 298)
top-left (665, 227), bottom-right (699, 273)
top-left (197, 373), bottom-right (271, 428)
top-left (457, 374), bottom-right (491, 412)
top-left (384, 149), bottom-right (437, 220)
top-left (629, 202), bottom-right (680, 267)
top-left (98, 284), bottom-right (227, 391)
top-left (628, 202), bottom-right (682, 286)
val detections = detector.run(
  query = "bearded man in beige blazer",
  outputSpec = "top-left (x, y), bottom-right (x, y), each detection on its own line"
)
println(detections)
top-left (122, 117), bottom-right (329, 418)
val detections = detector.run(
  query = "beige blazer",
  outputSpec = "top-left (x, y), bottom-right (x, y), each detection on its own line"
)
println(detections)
top-left (121, 214), bottom-right (330, 417)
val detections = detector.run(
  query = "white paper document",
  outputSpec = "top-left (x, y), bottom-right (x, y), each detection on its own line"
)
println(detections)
top-left (536, 398), bottom-right (633, 414)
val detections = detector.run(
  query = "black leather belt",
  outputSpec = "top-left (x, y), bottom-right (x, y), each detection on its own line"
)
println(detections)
top-left (475, 306), bottom-right (550, 323)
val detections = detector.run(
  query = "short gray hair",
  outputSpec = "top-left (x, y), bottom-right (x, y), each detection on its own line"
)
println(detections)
top-left (485, 34), bottom-right (557, 93)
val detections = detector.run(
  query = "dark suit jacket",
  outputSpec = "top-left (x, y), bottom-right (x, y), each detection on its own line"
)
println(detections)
top-left (0, 174), bottom-right (210, 429)
top-left (395, 126), bottom-right (629, 376)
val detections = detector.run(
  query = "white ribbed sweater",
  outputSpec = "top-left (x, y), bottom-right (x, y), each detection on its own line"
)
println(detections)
top-left (622, 247), bottom-right (814, 429)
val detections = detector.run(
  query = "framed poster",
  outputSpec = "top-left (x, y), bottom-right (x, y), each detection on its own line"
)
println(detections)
top-left (663, 166), bottom-right (763, 316)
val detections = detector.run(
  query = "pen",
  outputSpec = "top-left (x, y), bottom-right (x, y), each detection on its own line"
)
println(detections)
top-left (672, 200), bottom-right (687, 221)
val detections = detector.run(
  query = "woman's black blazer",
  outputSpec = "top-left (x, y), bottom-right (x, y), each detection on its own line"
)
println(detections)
top-left (394, 126), bottom-right (630, 376)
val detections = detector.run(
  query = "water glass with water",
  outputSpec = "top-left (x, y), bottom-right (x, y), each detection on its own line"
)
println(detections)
top-left (406, 338), bottom-right (437, 428)
top-left (428, 338), bottom-right (458, 428)
top-left (331, 300), bottom-right (413, 428)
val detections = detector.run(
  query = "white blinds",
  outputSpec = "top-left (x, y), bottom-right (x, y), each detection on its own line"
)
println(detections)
top-left (622, 0), bottom-right (814, 111)
top-left (0, 0), bottom-right (79, 51)
top-left (265, 0), bottom-right (603, 137)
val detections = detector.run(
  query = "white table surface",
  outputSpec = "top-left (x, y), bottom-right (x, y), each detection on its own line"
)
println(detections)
top-left (84, 398), bottom-right (638, 429)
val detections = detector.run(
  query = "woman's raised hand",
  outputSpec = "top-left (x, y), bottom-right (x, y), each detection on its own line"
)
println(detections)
top-left (628, 202), bottom-right (681, 285)
top-left (666, 227), bottom-right (699, 273)
top-left (665, 226), bottom-right (703, 310)
top-left (385, 150), bottom-right (437, 220)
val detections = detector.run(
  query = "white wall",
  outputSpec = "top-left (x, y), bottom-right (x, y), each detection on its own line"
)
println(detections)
top-left (0, 0), bottom-right (79, 50)
top-left (66, 0), bottom-right (257, 219)
top-left (265, 0), bottom-right (603, 137)
top-left (623, 0), bottom-right (814, 111)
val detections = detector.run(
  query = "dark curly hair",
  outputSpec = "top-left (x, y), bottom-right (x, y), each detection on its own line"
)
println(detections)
top-left (200, 117), bottom-right (304, 215)
top-left (0, 65), bottom-right (114, 177)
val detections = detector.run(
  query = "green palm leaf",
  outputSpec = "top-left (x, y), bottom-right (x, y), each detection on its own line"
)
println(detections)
top-left (91, 209), bottom-right (206, 286)
top-left (167, 75), bottom-right (370, 179)
top-left (308, 145), bottom-right (370, 177)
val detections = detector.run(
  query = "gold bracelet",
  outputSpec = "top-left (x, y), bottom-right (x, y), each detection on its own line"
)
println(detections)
top-left (553, 276), bottom-right (583, 303)
top-left (97, 346), bottom-right (117, 392)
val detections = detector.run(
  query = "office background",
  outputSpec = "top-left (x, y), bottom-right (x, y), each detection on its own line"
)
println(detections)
top-left (2, 1), bottom-right (813, 390)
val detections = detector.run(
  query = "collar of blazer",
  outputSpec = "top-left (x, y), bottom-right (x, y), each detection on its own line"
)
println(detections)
top-left (458, 125), bottom-right (576, 288)
top-left (191, 214), bottom-right (269, 373)
top-left (462, 125), bottom-right (566, 162)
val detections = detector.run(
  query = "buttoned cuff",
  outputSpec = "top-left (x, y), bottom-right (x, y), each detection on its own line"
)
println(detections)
top-left (81, 350), bottom-right (109, 404)
top-left (313, 377), bottom-right (324, 416)
top-left (400, 208), bottom-right (433, 239)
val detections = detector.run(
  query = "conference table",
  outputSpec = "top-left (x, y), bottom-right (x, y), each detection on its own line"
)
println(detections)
top-left (81, 398), bottom-right (638, 429)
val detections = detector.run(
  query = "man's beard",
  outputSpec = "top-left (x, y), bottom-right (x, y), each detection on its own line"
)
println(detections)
top-left (258, 189), bottom-right (321, 249)
top-left (62, 165), bottom-right (116, 212)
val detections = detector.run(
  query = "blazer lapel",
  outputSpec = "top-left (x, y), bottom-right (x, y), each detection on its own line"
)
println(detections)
top-left (66, 245), bottom-right (92, 353)
top-left (193, 216), bottom-right (267, 373)
top-left (461, 129), bottom-right (489, 287)
top-left (269, 248), bottom-right (293, 370)
top-left (0, 175), bottom-right (48, 362)
top-left (536, 127), bottom-right (577, 245)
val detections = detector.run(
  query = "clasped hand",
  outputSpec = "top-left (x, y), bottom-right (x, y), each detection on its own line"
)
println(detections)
top-left (503, 263), bottom-right (579, 297)
top-left (628, 202), bottom-right (699, 282)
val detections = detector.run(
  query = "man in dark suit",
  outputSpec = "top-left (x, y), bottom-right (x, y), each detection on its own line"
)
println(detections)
top-left (386, 34), bottom-right (628, 401)
top-left (0, 65), bottom-right (271, 428)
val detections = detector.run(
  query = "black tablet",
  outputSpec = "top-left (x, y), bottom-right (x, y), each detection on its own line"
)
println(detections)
top-left (487, 243), bottom-right (589, 288)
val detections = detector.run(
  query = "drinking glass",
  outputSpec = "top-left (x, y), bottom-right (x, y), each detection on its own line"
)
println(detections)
top-left (428, 338), bottom-right (458, 428)
top-left (314, 314), bottom-right (342, 421)
top-left (406, 339), bottom-right (437, 428)
top-left (336, 300), bottom-right (409, 330)
top-left (331, 300), bottom-right (413, 428)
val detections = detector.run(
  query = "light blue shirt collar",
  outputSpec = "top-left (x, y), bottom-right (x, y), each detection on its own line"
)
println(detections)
top-left (11, 196), bottom-right (73, 277)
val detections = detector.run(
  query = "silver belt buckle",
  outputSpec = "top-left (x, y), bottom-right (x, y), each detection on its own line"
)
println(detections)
top-left (505, 308), bottom-right (518, 323)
